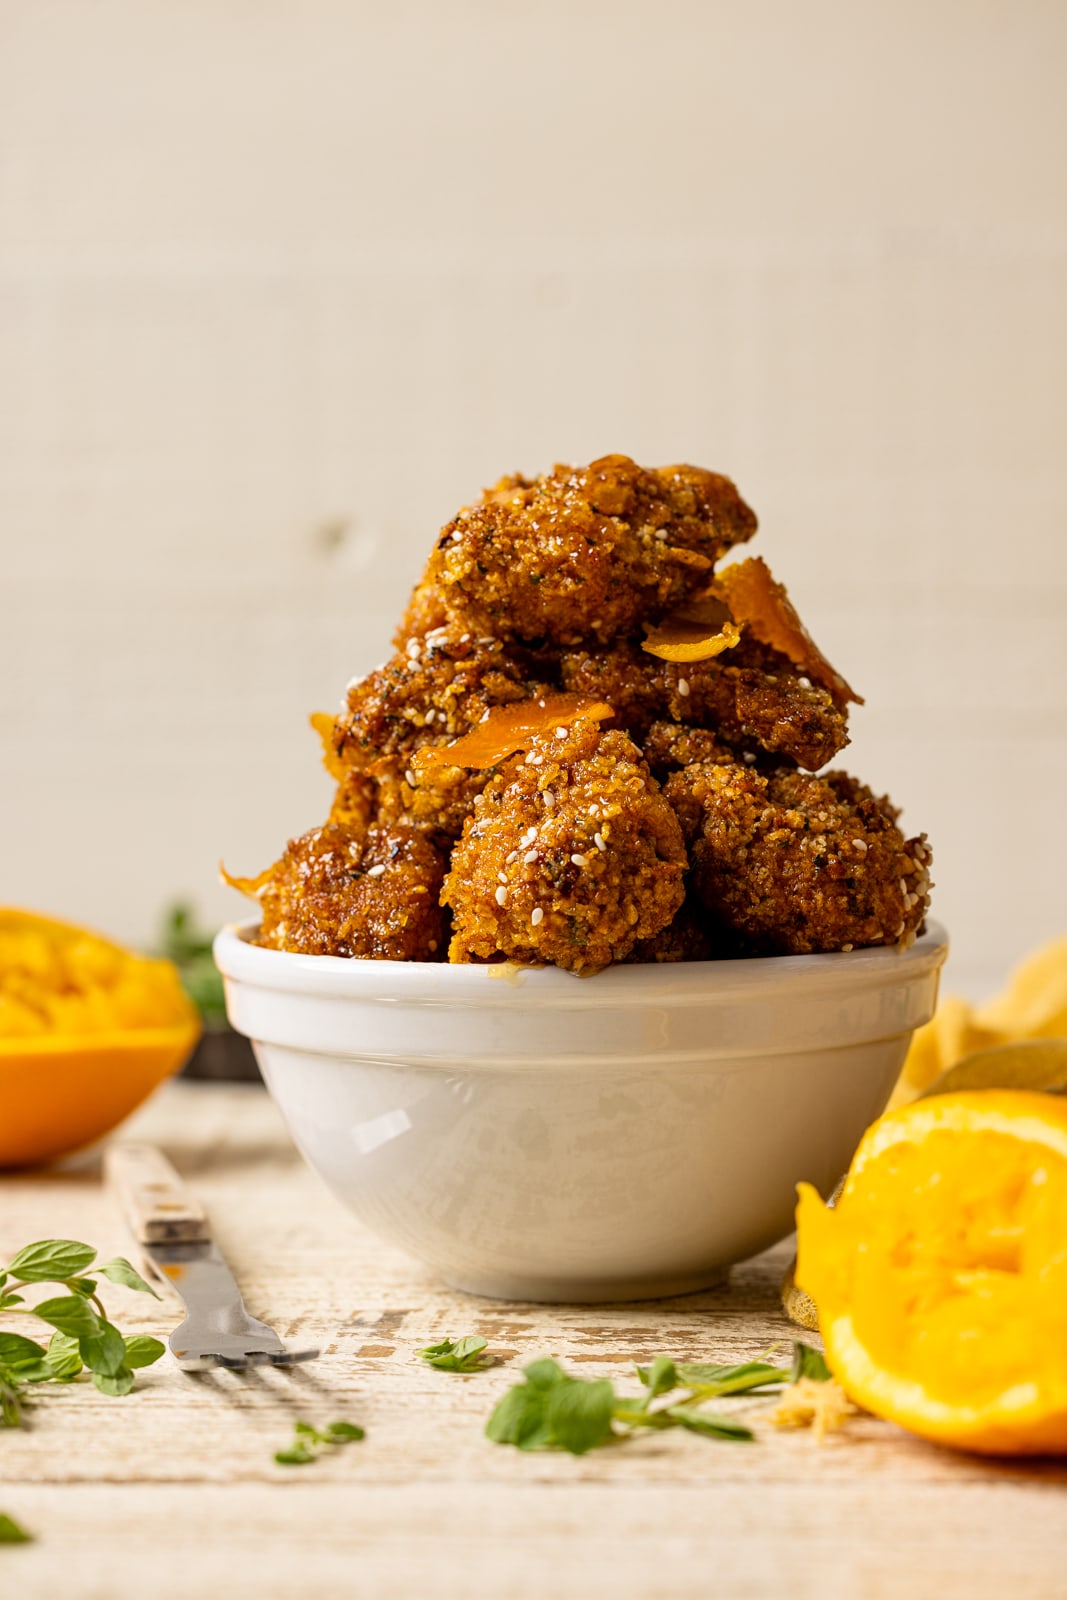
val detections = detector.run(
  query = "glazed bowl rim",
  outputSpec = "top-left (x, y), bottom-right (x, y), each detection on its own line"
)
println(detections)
top-left (214, 919), bottom-right (949, 1008)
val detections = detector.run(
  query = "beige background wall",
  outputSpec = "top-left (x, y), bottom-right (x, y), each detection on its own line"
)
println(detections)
top-left (2, 0), bottom-right (1065, 996)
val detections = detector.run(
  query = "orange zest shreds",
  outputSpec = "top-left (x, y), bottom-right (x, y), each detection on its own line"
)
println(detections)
top-left (712, 557), bottom-right (863, 707)
top-left (795, 1091), bottom-right (1067, 1456)
top-left (642, 607), bottom-right (743, 662)
top-left (310, 711), bottom-right (347, 781)
top-left (219, 862), bottom-right (276, 900)
top-left (411, 694), bottom-right (615, 774)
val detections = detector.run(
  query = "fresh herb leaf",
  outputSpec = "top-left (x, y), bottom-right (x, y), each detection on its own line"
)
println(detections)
top-left (324, 1421), bottom-right (365, 1441)
top-left (30, 1297), bottom-right (101, 1340)
top-left (273, 1418), bottom-right (365, 1466)
top-left (123, 1336), bottom-right (166, 1370)
top-left (98, 1258), bottom-right (161, 1301)
top-left (91, 1368), bottom-right (135, 1398)
top-left (790, 1342), bottom-right (832, 1384)
top-left (545, 1378), bottom-right (616, 1455)
top-left (65, 1278), bottom-right (97, 1299)
top-left (522, 1357), bottom-right (565, 1390)
top-left (0, 1335), bottom-right (48, 1372)
top-left (485, 1381), bottom-right (554, 1451)
top-left (43, 1334), bottom-right (83, 1382)
top-left (418, 1335), bottom-right (491, 1373)
top-left (5, 1241), bottom-right (97, 1284)
top-left (0, 1513), bottom-right (33, 1544)
top-left (78, 1320), bottom-right (128, 1378)
top-left (665, 1407), bottom-right (755, 1441)
top-left (637, 1355), bottom-right (677, 1403)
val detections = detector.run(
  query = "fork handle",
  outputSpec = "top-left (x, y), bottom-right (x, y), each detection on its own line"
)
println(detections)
top-left (105, 1143), bottom-right (211, 1244)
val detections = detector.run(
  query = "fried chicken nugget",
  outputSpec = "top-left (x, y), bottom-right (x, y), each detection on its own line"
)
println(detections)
top-left (443, 720), bottom-right (687, 975)
top-left (332, 630), bottom-right (549, 840)
top-left (561, 634), bottom-right (848, 770)
top-left (246, 822), bottom-right (446, 960)
top-left (666, 763), bottom-right (932, 955)
top-left (421, 455), bottom-right (757, 648)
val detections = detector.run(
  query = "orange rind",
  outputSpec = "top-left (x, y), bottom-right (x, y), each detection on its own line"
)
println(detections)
top-left (0, 908), bottom-right (200, 1168)
top-left (411, 694), bottom-right (614, 775)
top-left (796, 1091), bottom-right (1067, 1455)
top-left (712, 556), bottom-right (862, 707)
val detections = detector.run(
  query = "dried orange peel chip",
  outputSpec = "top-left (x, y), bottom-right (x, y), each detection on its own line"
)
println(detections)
top-left (642, 596), bottom-right (744, 663)
top-left (219, 862), bottom-right (276, 900)
top-left (411, 694), bottom-right (614, 774)
top-left (310, 711), bottom-right (347, 781)
top-left (795, 1091), bottom-right (1067, 1456)
top-left (711, 556), bottom-right (862, 706)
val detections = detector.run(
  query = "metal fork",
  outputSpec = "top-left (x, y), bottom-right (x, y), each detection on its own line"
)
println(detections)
top-left (105, 1143), bottom-right (319, 1371)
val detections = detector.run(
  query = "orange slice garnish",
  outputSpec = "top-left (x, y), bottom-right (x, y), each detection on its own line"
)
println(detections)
top-left (411, 694), bottom-right (614, 774)
top-left (711, 557), bottom-right (862, 706)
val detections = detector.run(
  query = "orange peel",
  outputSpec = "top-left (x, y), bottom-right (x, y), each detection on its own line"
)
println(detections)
top-left (796, 1091), bottom-right (1067, 1456)
top-left (411, 694), bottom-right (614, 775)
top-left (310, 711), bottom-right (347, 781)
top-left (642, 591), bottom-right (744, 663)
top-left (712, 557), bottom-right (862, 707)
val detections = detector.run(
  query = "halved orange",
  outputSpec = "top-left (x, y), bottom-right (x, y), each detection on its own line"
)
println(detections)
top-left (795, 1091), bottom-right (1067, 1455)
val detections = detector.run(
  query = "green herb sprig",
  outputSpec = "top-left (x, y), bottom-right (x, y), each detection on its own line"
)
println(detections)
top-left (0, 1239), bottom-right (165, 1427)
top-left (0, 1513), bottom-right (33, 1545)
top-left (486, 1343), bottom-right (828, 1455)
top-left (419, 1335), bottom-right (492, 1373)
top-left (274, 1419), bottom-right (365, 1466)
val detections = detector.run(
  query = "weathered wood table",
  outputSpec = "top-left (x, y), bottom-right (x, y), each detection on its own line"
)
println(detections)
top-left (3, 1082), bottom-right (1065, 1599)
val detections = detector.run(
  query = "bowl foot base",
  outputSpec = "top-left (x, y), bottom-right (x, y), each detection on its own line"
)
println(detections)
top-left (439, 1264), bottom-right (731, 1305)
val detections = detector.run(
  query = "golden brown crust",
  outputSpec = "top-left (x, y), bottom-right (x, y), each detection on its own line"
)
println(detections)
top-left (561, 634), bottom-right (849, 771)
top-left (251, 823), bottom-right (447, 961)
top-left (419, 455), bottom-right (757, 648)
top-left (674, 763), bottom-right (932, 955)
top-left (442, 721), bottom-right (687, 974)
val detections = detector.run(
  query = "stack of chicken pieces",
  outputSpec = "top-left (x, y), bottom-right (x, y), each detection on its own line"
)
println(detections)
top-left (228, 455), bottom-right (932, 974)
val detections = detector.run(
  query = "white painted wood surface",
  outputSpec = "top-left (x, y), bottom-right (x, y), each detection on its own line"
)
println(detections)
top-left (2, 1082), bottom-right (1065, 1599)
top-left (1, 2), bottom-right (1066, 998)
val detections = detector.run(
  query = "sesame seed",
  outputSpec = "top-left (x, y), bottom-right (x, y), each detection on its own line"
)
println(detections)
top-left (498, 871), bottom-right (508, 884)
top-left (677, 678), bottom-right (690, 697)
top-left (742, 752), bottom-right (757, 765)
top-left (367, 864), bottom-right (386, 878)
top-left (506, 850), bottom-right (518, 863)
top-left (525, 752), bottom-right (543, 765)
top-left (524, 849), bottom-right (538, 864)
top-left (852, 839), bottom-right (867, 852)
top-left (841, 943), bottom-right (854, 952)
top-left (798, 676), bottom-right (812, 689)
top-left (543, 791), bottom-right (556, 809)
top-left (531, 907), bottom-right (544, 925)
top-left (405, 769), bottom-right (416, 785)
top-left (571, 853), bottom-right (589, 867)
top-left (899, 878), bottom-right (908, 894)
top-left (425, 708), bottom-right (435, 724)
top-left (594, 833), bottom-right (607, 851)
top-left (495, 886), bottom-right (508, 906)
top-left (555, 726), bottom-right (568, 738)
top-left (460, 633), bottom-right (471, 643)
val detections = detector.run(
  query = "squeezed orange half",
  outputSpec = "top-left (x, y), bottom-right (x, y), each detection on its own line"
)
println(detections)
top-left (796, 1091), bottom-right (1067, 1456)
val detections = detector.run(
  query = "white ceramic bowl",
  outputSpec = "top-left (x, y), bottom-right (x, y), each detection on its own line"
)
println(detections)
top-left (215, 921), bottom-right (947, 1303)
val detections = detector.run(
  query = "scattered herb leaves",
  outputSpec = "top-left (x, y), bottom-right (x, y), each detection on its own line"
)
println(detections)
top-left (419, 1335), bottom-right (492, 1373)
top-left (486, 1343), bottom-right (830, 1456)
top-left (274, 1419), bottom-right (365, 1466)
top-left (0, 1239), bottom-right (165, 1427)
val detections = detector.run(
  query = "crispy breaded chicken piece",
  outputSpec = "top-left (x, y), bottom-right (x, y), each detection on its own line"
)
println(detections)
top-left (247, 823), bottom-right (447, 961)
top-left (443, 720), bottom-right (687, 975)
top-left (419, 454), bottom-right (756, 648)
top-left (561, 634), bottom-right (849, 771)
top-left (665, 763), bottom-right (932, 954)
top-left (332, 630), bottom-right (549, 841)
